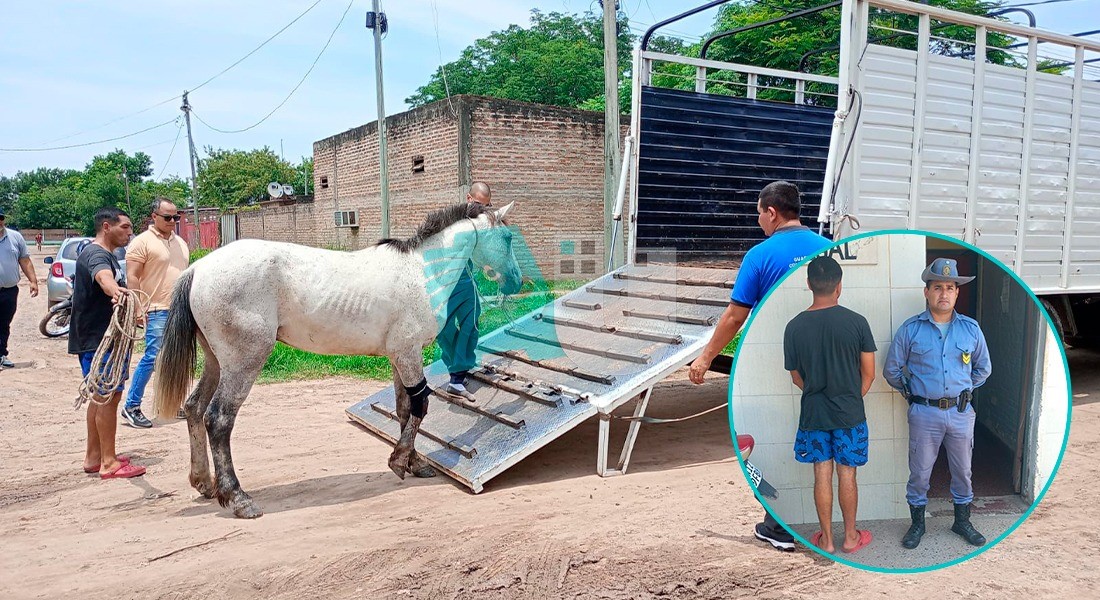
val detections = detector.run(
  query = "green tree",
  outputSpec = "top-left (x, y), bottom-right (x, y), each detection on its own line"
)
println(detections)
top-left (0, 167), bottom-right (80, 216)
top-left (296, 156), bottom-right (314, 196)
top-left (196, 146), bottom-right (298, 209)
top-left (654, 0), bottom-right (1022, 105)
top-left (407, 10), bottom-right (634, 112)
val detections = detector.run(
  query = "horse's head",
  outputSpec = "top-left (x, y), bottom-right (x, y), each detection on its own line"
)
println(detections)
top-left (470, 201), bottom-right (523, 296)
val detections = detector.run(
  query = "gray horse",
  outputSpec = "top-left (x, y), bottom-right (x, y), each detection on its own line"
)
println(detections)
top-left (154, 202), bottom-right (521, 518)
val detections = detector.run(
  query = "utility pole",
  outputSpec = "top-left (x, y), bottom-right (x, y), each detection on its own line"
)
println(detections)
top-left (120, 165), bottom-right (131, 215)
top-left (602, 1), bottom-right (623, 269)
top-left (368, 0), bottom-right (390, 238)
top-left (181, 91), bottom-right (201, 245)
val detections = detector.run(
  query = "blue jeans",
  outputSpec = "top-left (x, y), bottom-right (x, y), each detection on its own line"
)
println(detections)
top-left (124, 310), bottom-right (168, 410)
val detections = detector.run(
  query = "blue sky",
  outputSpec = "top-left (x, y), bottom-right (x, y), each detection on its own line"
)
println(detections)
top-left (0, 1), bottom-right (1086, 179)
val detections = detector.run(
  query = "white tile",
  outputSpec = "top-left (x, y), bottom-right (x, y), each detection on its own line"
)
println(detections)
top-left (742, 290), bottom-right (794, 346)
top-left (765, 487), bottom-right (805, 526)
top-left (859, 483), bottom-right (902, 521)
top-left (733, 395), bottom-right (798, 447)
top-left (800, 487), bottom-right (827, 526)
top-left (868, 346), bottom-right (895, 394)
top-left (860, 440), bottom-right (895, 485)
top-left (890, 287), bottom-right (927, 334)
top-left (894, 483), bottom-right (911, 518)
top-left (840, 287), bottom-right (893, 342)
top-left (864, 392), bottom-right (895, 439)
top-left (889, 233), bottom-right (930, 288)
top-left (749, 442), bottom-right (804, 490)
top-left (730, 343), bottom-right (795, 396)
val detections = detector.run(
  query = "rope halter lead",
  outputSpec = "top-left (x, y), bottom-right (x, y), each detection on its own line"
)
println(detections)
top-left (75, 288), bottom-right (153, 409)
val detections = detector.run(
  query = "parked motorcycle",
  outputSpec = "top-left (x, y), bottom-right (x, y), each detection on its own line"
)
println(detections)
top-left (40, 279), bottom-right (73, 338)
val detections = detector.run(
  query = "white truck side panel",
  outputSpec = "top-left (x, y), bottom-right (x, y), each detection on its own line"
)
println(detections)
top-left (849, 44), bottom-right (1100, 293)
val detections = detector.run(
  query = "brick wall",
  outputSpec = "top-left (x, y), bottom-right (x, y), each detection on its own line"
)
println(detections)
top-left (239, 95), bottom-right (627, 280)
top-left (465, 97), bottom-right (628, 280)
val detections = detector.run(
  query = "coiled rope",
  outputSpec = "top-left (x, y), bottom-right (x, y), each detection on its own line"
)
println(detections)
top-left (74, 288), bottom-right (151, 409)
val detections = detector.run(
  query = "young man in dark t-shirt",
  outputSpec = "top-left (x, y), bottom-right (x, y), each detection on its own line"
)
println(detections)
top-left (782, 256), bottom-right (876, 554)
top-left (72, 207), bottom-right (145, 479)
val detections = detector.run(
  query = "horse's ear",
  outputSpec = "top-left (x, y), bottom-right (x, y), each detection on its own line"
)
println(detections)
top-left (494, 201), bottom-right (516, 224)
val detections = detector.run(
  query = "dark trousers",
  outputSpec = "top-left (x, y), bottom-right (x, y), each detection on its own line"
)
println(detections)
top-left (0, 285), bottom-right (17, 357)
top-left (759, 504), bottom-right (793, 542)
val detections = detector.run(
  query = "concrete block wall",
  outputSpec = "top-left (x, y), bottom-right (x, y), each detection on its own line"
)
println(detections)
top-left (731, 234), bottom-right (928, 524)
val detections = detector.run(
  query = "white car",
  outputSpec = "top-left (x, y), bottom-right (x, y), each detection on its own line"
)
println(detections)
top-left (42, 237), bottom-right (127, 306)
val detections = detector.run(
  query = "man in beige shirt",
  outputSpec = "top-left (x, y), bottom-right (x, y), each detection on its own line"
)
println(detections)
top-left (121, 197), bottom-right (190, 428)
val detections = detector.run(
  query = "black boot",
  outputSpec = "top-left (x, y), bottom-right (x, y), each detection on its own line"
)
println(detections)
top-left (901, 504), bottom-right (926, 549)
top-left (951, 502), bottom-right (987, 546)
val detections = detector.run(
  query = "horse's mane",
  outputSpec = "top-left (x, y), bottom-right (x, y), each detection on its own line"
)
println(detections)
top-left (376, 202), bottom-right (492, 253)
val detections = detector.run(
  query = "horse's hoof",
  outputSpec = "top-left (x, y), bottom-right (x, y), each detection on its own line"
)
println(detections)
top-left (388, 458), bottom-right (408, 480)
top-left (407, 454), bottom-right (437, 478)
top-left (408, 465), bottom-right (437, 478)
top-left (233, 501), bottom-right (264, 519)
top-left (190, 475), bottom-right (217, 499)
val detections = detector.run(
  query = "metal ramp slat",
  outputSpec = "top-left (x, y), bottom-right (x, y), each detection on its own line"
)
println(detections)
top-left (345, 264), bottom-right (733, 493)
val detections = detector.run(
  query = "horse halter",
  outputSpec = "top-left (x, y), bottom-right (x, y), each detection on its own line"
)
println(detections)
top-left (466, 216), bottom-right (504, 284)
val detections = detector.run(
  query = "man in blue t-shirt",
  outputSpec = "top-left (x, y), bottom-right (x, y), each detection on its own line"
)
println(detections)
top-left (688, 181), bottom-right (832, 551)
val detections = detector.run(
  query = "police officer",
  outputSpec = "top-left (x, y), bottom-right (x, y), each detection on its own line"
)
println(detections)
top-left (884, 257), bottom-right (991, 549)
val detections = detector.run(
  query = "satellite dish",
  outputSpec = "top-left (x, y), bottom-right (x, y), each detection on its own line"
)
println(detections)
top-left (267, 182), bottom-right (283, 198)
top-left (282, 184), bottom-right (295, 196)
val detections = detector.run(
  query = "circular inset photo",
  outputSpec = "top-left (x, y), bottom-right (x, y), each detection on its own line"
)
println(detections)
top-left (728, 230), bottom-right (1071, 572)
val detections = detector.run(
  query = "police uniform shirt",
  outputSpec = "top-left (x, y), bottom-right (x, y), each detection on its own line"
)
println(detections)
top-left (883, 309), bottom-right (992, 400)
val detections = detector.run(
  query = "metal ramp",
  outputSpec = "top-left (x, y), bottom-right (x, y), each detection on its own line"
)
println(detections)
top-left (346, 263), bottom-right (732, 492)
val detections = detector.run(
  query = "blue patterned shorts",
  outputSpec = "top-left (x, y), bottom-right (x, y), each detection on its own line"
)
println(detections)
top-left (794, 421), bottom-right (869, 467)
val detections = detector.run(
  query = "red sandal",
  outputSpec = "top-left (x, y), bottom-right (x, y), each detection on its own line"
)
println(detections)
top-left (100, 462), bottom-right (146, 479)
top-left (84, 455), bottom-right (131, 474)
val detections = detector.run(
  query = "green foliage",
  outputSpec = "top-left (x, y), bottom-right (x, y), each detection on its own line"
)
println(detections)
top-left (407, 10), bottom-right (634, 113)
top-left (4, 149), bottom-right (192, 232)
top-left (653, 0), bottom-right (1018, 106)
top-left (196, 146), bottom-right (299, 210)
top-left (189, 248), bottom-right (213, 263)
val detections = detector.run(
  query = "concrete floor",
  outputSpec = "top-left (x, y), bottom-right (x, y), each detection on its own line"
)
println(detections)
top-left (789, 495), bottom-right (1030, 571)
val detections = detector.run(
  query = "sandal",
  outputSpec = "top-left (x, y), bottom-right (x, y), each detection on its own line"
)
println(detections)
top-left (100, 462), bottom-right (146, 479)
top-left (84, 455), bottom-right (130, 473)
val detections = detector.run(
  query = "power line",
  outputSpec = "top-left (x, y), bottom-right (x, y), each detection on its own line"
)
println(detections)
top-left (0, 117), bottom-right (180, 152)
top-left (156, 121), bottom-right (186, 180)
top-left (36, 95), bottom-right (182, 147)
top-left (187, 0), bottom-right (328, 95)
top-left (430, 0), bottom-right (457, 115)
top-left (19, 0), bottom-right (327, 150)
top-left (189, 0), bottom-right (355, 134)
top-left (1005, 0), bottom-right (1085, 6)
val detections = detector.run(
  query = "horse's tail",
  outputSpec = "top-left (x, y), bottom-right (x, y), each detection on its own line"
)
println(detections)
top-left (153, 269), bottom-right (198, 419)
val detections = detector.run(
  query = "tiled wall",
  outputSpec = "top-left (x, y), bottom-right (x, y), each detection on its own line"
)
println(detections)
top-left (731, 234), bottom-right (928, 524)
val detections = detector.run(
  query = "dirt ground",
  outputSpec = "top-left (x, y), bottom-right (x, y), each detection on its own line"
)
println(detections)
top-left (2, 248), bottom-right (1098, 599)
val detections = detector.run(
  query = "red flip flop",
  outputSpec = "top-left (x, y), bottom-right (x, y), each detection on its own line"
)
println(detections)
top-left (84, 455), bottom-right (130, 473)
top-left (100, 463), bottom-right (146, 479)
top-left (810, 531), bottom-right (825, 547)
top-left (842, 529), bottom-right (873, 554)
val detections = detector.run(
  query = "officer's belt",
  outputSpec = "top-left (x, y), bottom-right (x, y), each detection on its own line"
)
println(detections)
top-left (909, 395), bottom-right (959, 410)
